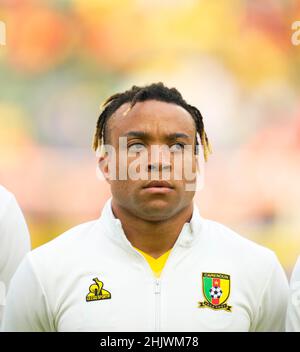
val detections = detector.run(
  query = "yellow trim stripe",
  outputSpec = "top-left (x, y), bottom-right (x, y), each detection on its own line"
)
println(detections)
top-left (134, 247), bottom-right (172, 277)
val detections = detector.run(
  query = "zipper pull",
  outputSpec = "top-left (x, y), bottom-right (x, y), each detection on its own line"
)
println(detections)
top-left (154, 279), bottom-right (161, 294)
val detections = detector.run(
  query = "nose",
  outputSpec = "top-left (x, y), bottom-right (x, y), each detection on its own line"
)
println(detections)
top-left (147, 145), bottom-right (172, 173)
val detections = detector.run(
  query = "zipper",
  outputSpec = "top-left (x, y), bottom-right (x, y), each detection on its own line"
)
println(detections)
top-left (154, 279), bottom-right (161, 332)
top-left (152, 236), bottom-right (186, 332)
top-left (132, 231), bottom-right (186, 332)
top-left (132, 249), bottom-right (162, 331)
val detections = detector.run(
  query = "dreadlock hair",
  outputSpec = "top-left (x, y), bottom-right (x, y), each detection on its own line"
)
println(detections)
top-left (93, 82), bottom-right (212, 161)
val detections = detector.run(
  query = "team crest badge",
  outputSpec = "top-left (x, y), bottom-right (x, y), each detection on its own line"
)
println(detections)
top-left (198, 272), bottom-right (232, 312)
top-left (86, 277), bottom-right (111, 302)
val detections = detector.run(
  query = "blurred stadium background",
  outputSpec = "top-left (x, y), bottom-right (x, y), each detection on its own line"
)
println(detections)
top-left (0, 0), bottom-right (299, 275)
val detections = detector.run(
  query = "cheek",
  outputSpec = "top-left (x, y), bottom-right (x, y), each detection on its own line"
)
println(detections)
top-left (110, 180), bottom-right (131, 198)
top-left (112, 153), bottom-right (132, 179)
top-left (120, 153), bottom-right (149, 181)
top-left (173, 153), bottom-right (197, 180)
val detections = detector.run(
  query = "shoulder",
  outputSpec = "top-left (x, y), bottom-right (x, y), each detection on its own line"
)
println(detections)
top-left (0, 185), bottom-right (12, 199)
top-left (0, 186), bottom-right (30, 285)
top-left (201, 217), bottom-right (279, 268)
top-left (0, 185), bottom-right (15, 218)
top-left (22, 220), bottom-right (104, 296)
top-left (29, 220), bottom-right (100, 263)
top-left (0, 185), bottom-right (26, 227)
top-left (291, 256), bottom-right (300, 282)
top-left (199, 218), bottom-right (288, 311)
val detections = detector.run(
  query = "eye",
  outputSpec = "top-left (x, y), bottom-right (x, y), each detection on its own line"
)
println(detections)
top-left (128, 143), bottom-right (146, 153)
top-left (169, 143), bottom-right (185, 152)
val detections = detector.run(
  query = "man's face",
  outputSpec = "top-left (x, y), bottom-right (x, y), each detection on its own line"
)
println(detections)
top-left (100, 100), bottom-right (198, 221)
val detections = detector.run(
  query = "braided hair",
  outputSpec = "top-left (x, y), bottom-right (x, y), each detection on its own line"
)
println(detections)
top-left (93, 82), bottom-right (212, 161)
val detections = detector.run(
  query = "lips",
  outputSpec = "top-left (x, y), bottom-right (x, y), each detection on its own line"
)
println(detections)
top-left (144, 181), bottom-right (173, 189)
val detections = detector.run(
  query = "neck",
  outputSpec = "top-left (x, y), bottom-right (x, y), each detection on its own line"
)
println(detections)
top-left (111, 200), bottom-right (193, 259)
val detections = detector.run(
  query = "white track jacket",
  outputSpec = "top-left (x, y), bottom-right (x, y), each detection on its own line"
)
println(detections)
top-left (286, 256), bottom-right (300, 331)
top-left (0, 185), bottom-right (31, 325)
top-left (2, 197), bottom-right (288, 332)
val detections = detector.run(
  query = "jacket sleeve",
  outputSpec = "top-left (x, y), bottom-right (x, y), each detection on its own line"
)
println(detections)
top-left (1, 254), bottom-right (54, 332)
top-left (286, 256), bottom-right (300, 332)
top-left (251, 253), bottom-right (289, 332)
top-left (0, 193), bottom-right (31, 324)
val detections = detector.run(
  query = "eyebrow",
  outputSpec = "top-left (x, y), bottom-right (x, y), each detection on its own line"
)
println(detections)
top-left (121, 131), bottom-right (191, 140)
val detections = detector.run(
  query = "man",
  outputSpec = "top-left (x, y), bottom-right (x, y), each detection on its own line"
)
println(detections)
top-left (286, 257), bottom-right (300, 331)
top-left (2, 82), bottom-right (288, 331)
top-left (0, 185), bottom-right (31, 325)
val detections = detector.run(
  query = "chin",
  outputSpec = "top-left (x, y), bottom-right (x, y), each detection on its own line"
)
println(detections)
top-left (137, 199), bottom-right (177, 220)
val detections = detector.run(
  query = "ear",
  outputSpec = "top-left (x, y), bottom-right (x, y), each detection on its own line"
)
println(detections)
top-left (97, 145), bottom-right (111, 184)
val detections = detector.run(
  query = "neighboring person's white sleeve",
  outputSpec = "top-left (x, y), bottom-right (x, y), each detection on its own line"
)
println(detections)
top-left (0, 193), bottom-right (31, 324)
top-left (1, 254), bottom-right (54, 332)
top-left (286, 257), bottom-right (300, 332)
top-left (251, 254), bottom-right (289, 332)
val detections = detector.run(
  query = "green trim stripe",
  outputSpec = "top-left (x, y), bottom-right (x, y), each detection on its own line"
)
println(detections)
top-left (203, 277), bottom-right (212, 303)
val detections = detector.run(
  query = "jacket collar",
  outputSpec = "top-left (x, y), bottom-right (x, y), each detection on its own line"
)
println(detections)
top-left (99, 197), bottom-right (204, 251)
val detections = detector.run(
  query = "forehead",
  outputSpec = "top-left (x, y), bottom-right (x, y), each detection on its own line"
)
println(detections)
top-left (108, 100), bottom-right (196, 138)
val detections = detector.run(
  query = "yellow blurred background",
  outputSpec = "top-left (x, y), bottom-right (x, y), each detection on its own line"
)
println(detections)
top-left (0, 0), bottom-right (300, 275)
